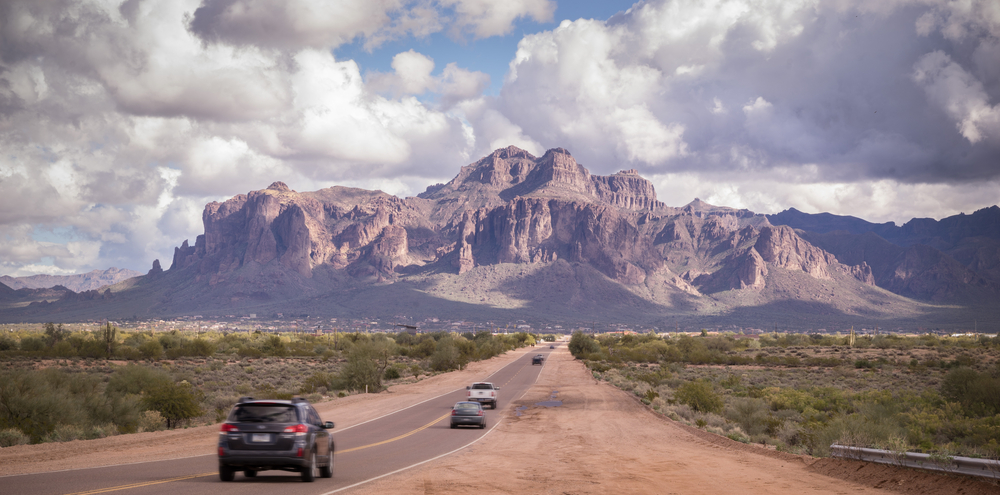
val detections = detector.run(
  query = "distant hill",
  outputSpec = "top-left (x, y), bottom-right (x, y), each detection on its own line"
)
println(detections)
top-left (768, 206), bottom-right (1000, 303)
top-left (0, 268), bottom-right (142, 292)
top-left (1, 147), bottom-right (996, 330)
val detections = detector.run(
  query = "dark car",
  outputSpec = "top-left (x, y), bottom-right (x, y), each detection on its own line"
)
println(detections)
top-left (532, 354), bottom-right (544, 365)
top-left (450, 401), bottom-right (486, 429)
top-left (218, 397), bottom-right (335, 482)
top-left (549, 345), bottom-right (555, 349)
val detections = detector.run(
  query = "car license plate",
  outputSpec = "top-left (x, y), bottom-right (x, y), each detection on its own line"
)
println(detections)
top-left (251, 433), bottom-right (269, 443)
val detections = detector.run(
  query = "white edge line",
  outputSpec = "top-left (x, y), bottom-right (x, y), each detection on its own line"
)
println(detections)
top-left (334, 348), bottom-right (530, 434)
top-left (320, 352), bottom-right (546, 494)
top-left (320, 417), bottom-right (504, 495)
top-left (0, 349), bottom-right (537, 479)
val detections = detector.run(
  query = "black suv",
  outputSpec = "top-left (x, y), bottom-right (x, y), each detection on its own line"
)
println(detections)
top-left (218, 397), bottom-right (335, 482)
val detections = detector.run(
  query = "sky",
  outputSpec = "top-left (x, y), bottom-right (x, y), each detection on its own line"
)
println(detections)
top-left (1, 0), bottom-right (998, 278)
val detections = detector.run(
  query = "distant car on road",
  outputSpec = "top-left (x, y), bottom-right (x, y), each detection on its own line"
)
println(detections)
top-left (549, 345), bottom-right (555, 349)
top-left (450, 401), bottom-right (486, 429)
top-left (532, 354), bottom-right (544, 365)
top-left (218, 397), bottom-right (334, 482)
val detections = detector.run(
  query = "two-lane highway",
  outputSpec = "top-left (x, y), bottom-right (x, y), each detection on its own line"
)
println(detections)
top-left (2, 344), bottom-right (561, 495)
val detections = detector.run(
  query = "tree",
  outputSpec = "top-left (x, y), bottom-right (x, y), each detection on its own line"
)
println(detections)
top-left (141, 381), bottom-right (203, 429)
top-left (340, 341), bottom-right (392, 393)
top-left (44, 323), bottom-right (68, 348)
top-left (568, 331), bottom-right (599, 358)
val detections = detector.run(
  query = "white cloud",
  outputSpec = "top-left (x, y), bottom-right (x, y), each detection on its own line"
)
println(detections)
top-left (913, 50), bottom-right (1000, 144)
top-left (441, 0), bottom-right (555, 38)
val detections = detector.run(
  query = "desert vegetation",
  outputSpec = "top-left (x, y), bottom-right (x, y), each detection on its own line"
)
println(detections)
top-left (0, 323), bottom-right (536, 446)
top-left (569, 330), bottom-right (1000, 460)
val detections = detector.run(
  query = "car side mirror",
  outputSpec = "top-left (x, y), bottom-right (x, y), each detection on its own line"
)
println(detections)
top-left (323, 421), bottom-right (335, 429)
top-left (466, 386), bottom-right (470, 390)
top-left (495, 387), bottom-right (500, 391)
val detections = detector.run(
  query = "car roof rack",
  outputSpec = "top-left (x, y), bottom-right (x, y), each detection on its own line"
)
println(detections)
top-left (291, 396), bottom-right (308, 404)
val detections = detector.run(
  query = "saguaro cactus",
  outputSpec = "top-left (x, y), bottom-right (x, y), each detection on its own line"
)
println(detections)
top-left (102, 322), bottom-right (117, 357)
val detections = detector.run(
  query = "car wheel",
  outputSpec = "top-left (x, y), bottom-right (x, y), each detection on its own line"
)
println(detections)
top-left (301, 451), bottom-right (317, 482)
top-left (480, 421), bottom-right (486, 429)
top-left (219, 466), bottom-right (235, 482)
top-left (244, 469), bottom-right (257, 478)
top-left (319, 448), bottom-right (333, 479)
top-left (450, 423), bottom-right (456, 429)
top-left (492, 401), bottom-right (497, 409)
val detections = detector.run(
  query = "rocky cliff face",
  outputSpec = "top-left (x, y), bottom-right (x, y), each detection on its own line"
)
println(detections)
top-left (163, 147), bottom-right (877, 302)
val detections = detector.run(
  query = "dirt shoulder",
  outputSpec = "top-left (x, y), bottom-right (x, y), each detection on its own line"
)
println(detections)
top-left (2, 347), bottom-right (996, 494)
top-left (354, 348), bottom-right (1000, 495)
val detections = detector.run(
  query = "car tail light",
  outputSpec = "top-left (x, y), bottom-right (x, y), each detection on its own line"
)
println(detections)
top-left (283, 424), bottom-right (308, 436)
top-left (220, 423), bottom-right (239, 433)
top-left (296, 447), bottom-right (304, 457)
top-left (477, 410), bottom-right (484, 416)
top-left (218, 447), bottom-right (226, 456)
top-left (491, 391), bottom-right (495, 397)
top-left (451, 410), bottom-right (458, 416)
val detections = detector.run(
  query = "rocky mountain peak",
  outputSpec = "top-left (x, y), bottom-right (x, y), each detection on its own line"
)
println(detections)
top-left (267, 181), bottom-right (291, 192)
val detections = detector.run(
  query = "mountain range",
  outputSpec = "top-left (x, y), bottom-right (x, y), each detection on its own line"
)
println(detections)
top-left (1, 146), bottom-right (997, 330)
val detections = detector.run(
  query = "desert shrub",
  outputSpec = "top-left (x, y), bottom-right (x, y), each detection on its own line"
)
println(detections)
top-left (0, 428), bottom-right (30, 446)
top-left (19, 336), bottom-right (45, 352)
top-left (941, 367), bottom-right (1000, 416)
top-left (107, 364), bottom-right (172, 395)
top-left (139, 340), bottom-right (163, 360)
top-left (340, 341), bottom-right (391, 393)
top-left (725, 397), bottom-right (771, 436)
top-left (675, 379), bottom-right (723, 414)
top-left (430, 337), bottom-right (460, 371)
top-left (137, 410), bottom-right (166, 432)
top-left (384, 365), bottom-right (401, 380)
top-left (140, 381), bottom-right (203, 429)
top-left (300, 371), bottom-right (337, 394)
top-left (568, 332), bottom-right (599, 358)
top-left (46, 424), bottom-right (86, 443)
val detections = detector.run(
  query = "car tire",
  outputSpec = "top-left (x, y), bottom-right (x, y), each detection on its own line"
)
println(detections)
top-left (319, 447), bottom-right (333, 479)
top-left (219, 466), bottom-right (235, 482)
top-left (492, 401), bottom-right (497, 409)
top-left (244, 469), bottom-right (257, 478)
top-left (301, 451), bottom-right (317, 482)
top-left (450, 423), bottom-right (456, 429)
top-left (479, 421), bottom-right (486, 429)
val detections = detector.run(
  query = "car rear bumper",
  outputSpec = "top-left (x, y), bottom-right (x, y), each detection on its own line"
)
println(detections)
top-left (450, 416), bottom-right (485, 426)
top-left (218, 448), bottom-right (313, 470)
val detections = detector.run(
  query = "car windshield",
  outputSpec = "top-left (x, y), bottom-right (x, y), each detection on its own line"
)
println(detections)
top-left (228, 405), bottom-right (297, 423)
top-left (456, 403), bottom-right (479, 410)
top-left (472, 384), bottom-right (492, 390)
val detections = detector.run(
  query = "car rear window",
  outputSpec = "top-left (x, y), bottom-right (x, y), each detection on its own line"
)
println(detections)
top-left (456, 403), bottom-right (479, 409)
top-left (228, 405), bottom-right (298, 423)
top-left (472, 384), bottom-right (492, 390)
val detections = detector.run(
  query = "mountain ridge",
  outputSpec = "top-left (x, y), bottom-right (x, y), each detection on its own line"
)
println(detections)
top-left (1, 146), bottom-right (997, 329)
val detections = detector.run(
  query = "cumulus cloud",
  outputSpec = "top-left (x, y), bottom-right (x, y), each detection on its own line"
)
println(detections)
top-left (0, 0), bottom-right (998, 279)
top-left (497, 0), bottom-right (999, 189)
top-left (441, 0), bottom-right (555, 39)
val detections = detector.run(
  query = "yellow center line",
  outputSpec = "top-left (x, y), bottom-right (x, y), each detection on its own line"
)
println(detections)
top-left (63, 472), bottom-right (216, 495)
top-left (63, 369), bottom-right (527, 495)
top-left (339, 412), bottom-right (451, 454)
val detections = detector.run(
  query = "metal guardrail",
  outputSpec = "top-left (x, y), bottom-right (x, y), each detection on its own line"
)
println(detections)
top-left (830, 444), bottom-right (1000, 480)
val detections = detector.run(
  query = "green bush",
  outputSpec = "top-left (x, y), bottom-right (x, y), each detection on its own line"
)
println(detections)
top-left (0, 428), bottom-right (30, 447)
top-left (675, 379), bottom-right (723, 414)
top-left (568, 332), bottom-right (599, 358)
top-left (140, 381), bottom-right (203, 429)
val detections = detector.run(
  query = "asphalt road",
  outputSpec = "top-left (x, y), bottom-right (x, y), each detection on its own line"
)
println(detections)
top-left (2, 344), bottom-right (560, 495)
